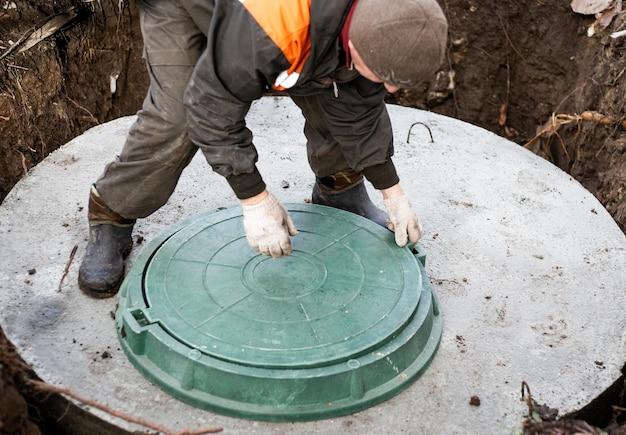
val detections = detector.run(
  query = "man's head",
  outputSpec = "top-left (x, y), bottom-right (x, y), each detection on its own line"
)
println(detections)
top-left (349, 0), bottom-right (448, 92)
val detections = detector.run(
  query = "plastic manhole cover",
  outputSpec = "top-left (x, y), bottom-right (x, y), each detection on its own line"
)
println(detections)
top-left (116, 204), bottom-right (442, 421)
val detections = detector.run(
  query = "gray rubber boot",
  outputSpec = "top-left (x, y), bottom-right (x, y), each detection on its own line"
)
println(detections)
top-left (78, 187), bottom-right (135, 298)
top-left (78, 224), bottom-right (133, 298)
top-left (312, 179), bottom-right (389, 227)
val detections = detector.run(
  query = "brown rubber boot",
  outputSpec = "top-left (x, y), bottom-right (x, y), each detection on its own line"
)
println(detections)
top-left (312, 170), bottom-right (389, 227)
top-left (78, 187), bottom-right (135, 298)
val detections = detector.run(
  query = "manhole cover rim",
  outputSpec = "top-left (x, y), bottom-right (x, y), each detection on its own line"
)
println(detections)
top-left (116, 276), bottom-right (442, 421)
top-left (116, 205), bottom-right (443, 421)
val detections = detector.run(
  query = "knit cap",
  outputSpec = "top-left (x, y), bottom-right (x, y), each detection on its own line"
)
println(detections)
top-left (349, 0), bottom-right (449, 87)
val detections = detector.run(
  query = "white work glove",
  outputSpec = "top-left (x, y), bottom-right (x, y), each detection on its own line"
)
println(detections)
top-left (242, 192), bottom-right (298, 258)
top-left (384, 195), bottom-right (423, 247)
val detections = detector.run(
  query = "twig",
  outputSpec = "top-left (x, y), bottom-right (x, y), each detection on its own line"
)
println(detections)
top-left (28, 380), bottom-right (223, 435)
top-left (407, 122), bottom-right (434, 143)
top-left (555, 130), bottom-right (571, 160)
top-left (57, 244), bottom-right (78, 292)
top-left (431, 277), bottom-right (461, 285)
top-left (65, 96), bottom-right (99, 124)
top-left (473, 46), bottom-right (497, 60)
top-left (497, 14), bottom-right (528, 63)
top-left (498, 57), bottom-right (511, 129)
top-left (521, 381), bottom-right (533, 416)
top-left (16, 150), bottom-right (28, 176)
top-left (554, 84), bottom-right (585, 115)
top-left (56, 401), bottom-right (71, 423)
top-left (0, 115), bottom-right (9, 121)
top-left (0, 26), bottom-right (36, 61)
top-left (595, 99), bottom-right (626, 158)
top-left (7, 63), bottom-right (29, 71)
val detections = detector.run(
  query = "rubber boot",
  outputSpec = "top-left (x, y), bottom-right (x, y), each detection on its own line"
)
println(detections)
top-left (312, 172), bottom-right (389, 228)
top-left (78, 187), bottom-right (135, 298)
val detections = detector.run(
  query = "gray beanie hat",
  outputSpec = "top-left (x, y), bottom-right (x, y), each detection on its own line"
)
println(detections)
top-left (349, 0), bottom-right (448, 88)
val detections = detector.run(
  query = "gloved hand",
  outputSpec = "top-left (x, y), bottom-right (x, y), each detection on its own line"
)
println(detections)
top-left (242, 191), bottom-right (298, 258)
top-left (384, 194), bottom-right (423, 247)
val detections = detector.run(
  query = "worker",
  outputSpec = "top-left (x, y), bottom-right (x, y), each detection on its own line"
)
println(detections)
top-left (78, 0), bottom-right (449, 298)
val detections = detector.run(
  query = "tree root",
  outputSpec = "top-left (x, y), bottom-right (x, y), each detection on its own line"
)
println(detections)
top-left (524, 110), bottom-right (626, 153)
top-left (28, 380), bottom-right (223, 435)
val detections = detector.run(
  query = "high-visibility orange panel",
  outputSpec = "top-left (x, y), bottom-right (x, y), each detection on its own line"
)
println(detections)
top-left (243, 0), bottom-right (312, 75)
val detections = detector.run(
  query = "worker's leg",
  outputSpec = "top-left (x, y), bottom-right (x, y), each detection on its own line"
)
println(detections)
top-left (290, 92), bottom-right (389, 227)
top-left (95, 0), bottom-right (205, 219)
top-left (79, 0), bottom-right (205, 297)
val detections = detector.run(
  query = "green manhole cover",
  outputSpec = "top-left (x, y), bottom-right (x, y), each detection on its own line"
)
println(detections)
top-left (116, 204), bottom-right (442, 421)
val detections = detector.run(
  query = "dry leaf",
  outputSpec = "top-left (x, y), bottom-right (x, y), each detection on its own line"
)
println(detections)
top-left (596, 0), bottom-right (622, 28)
top-left (585, 0), bottom-right (622, 36)
top-left (498, 103), bottom-right (508, 127)
top-left (571, 0), bottom-right (613, 14)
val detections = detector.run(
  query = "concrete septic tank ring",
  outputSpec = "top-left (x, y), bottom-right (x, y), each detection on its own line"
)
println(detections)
top-left (0, 97), bottom-right (624, 433)
top-left (116, 205), bottom-right (442, 420)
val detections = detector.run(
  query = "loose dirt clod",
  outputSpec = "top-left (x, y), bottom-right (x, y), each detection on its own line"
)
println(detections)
top-left (470, 396), bottom-right (481, 407)
top-left (455, 335), bottom-right (467, 353)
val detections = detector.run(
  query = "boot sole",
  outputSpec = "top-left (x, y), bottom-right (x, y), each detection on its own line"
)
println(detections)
top-left (79, 277), bottom-right (123, 299)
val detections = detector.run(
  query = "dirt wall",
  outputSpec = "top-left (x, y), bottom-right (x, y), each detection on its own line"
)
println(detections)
top-left (546, 16), bottom-right (626, 231)
top-left (0, 0), bottom-right (147, 202)
top-left (394, 1), bottom-right (590, 141)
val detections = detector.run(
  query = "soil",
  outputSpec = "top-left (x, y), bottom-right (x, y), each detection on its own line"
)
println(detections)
top-left (0, 0), bottom-right (624, 433)
top-left (0, 325), bottom-right (130, 434)
top-left (0, 0), bottom-right (147, 203)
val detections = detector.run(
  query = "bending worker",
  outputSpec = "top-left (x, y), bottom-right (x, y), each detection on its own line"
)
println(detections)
top-left (79, 0), bottom-right (449, 298)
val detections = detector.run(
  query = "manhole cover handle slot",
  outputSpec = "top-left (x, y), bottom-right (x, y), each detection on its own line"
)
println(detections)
top-left (121, 309), bottom-right (153, 355)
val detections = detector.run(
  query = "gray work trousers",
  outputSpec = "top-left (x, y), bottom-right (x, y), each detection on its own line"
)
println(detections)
top-left (95, 0), bottom-right (368, 219)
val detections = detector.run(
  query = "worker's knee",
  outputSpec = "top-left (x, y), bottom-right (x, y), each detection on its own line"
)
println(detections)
top-left (135, 85), bottom-right (189, 137)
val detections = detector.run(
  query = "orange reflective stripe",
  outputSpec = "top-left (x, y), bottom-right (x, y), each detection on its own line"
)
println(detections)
top-left (243, 0), bottom-right (312, 76)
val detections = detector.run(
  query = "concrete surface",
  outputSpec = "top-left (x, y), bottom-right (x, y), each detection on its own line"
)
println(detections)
top-left (0, 97), bottom-right (625, 434)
